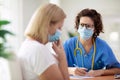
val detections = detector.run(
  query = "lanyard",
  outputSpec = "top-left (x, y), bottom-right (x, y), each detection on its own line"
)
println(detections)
top-left (74, 39), bottom-right (96, 70)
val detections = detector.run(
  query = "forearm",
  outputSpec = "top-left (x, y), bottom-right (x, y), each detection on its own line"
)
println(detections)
top-left (58, 54), bottom-right (70, 80)
top-left (102, 68), bottom-right (120, 76)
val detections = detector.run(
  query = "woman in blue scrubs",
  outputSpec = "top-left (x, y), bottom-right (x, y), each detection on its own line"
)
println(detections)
top-left (64, 8), bottom-right (120, 76)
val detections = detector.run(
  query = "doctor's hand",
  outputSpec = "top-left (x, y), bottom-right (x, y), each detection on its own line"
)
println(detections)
top-left (86, 70), bottom-right (104, 77)
top-left (74, 67), bottom-right (88, 76)
top-left (52, 40), bottom-right (66, 61)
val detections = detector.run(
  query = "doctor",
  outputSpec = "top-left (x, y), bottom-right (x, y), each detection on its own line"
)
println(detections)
top-left (64, 8), bottom-right (120, 77)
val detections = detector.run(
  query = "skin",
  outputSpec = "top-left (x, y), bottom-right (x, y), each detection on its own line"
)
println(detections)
top-left (69, 16), bottom-right (120, 77)
top-left (39, 19), bottom-right (70, 80)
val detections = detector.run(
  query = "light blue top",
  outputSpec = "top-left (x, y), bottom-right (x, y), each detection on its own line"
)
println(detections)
top-left (63, 36), bottom-right (120, 71)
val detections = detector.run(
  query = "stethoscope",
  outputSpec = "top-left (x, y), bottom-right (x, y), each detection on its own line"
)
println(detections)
top-left (74, 38), bottom-right (96, 70)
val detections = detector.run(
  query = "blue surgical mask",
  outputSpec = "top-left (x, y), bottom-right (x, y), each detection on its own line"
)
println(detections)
top-left (48, 29), bottom-right (61, 42)
top-left (78, 25), bottom-right (94, 40)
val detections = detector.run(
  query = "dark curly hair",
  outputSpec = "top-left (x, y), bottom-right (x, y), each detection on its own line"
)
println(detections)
top-left (75, 8), bottom-right (104, 39)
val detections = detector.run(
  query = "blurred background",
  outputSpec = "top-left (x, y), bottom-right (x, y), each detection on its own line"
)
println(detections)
top-left (1, 0), bottom-right (120, 60)
top-left (0, 0), bottom-right (120, 79)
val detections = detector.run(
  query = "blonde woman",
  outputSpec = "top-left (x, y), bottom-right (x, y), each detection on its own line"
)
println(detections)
top-left (18, 3), bottom-right (69, 80)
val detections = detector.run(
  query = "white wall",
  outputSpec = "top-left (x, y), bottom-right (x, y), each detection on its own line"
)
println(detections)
top-left (23, 0), bottom-right (49, 33)
top-left (0, 0), bottom-right (23, 53)
top-left (1, 0), bottom-right (49, 53)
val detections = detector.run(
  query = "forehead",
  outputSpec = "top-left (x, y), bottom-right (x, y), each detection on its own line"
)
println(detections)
top-left (80, 16), bottom-right (94, 24)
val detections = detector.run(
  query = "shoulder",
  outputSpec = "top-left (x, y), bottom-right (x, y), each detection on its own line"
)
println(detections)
top-left (18, 39), bottom-right (48, 58)
top-left (96, 37), bottom-right (110, 47)
top-left (95, 37), bottom-right (112, 52)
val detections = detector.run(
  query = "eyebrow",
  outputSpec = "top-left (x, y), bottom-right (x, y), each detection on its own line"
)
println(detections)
top-left (80, 23), bottom-right (94, 26)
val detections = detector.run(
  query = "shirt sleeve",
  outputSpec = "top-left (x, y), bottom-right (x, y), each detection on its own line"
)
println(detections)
top-left (30, 45), bottom-right (57, 75)
top-left (102, 43), bottom-right (120, 69)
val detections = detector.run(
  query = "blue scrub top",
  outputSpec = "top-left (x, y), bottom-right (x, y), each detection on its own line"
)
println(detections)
top-left (63, 36), bottom-right (120, 71)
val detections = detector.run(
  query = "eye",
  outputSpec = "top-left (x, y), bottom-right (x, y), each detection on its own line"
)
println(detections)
top-left (80, 23), bottom-right (84, 27)
top-left (85, 24), bottom-right (90, 28)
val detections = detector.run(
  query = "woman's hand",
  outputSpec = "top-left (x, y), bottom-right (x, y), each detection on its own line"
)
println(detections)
top-left (52, 40), bottom-right (70, 80)
top-left (52, 40), bottom-right (66, 61)
top-left (86, 70), bottom-right (104, 77)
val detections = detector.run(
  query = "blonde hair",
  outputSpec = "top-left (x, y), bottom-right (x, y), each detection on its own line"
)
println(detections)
top-left (25, 3), bottom-right (66, 44)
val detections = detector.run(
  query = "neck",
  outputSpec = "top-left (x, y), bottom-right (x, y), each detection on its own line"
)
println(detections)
top-left (79, 37), bottom-right (94, 53)
top-left (79, 37), bottom-right (93, 47)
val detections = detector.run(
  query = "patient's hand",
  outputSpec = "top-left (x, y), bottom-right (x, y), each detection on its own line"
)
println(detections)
top-left (52, 40), bottom-right (66, 61)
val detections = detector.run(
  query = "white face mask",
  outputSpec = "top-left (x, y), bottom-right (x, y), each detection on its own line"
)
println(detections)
top-left (78, 25), bottom-right (94, 40)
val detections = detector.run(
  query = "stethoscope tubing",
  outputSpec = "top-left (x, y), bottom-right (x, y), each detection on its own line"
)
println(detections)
top-left (74, 38), bottom-right (96, 70)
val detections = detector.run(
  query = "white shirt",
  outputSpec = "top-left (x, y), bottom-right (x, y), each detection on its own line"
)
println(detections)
top-left (17, 39), bottom-right (57, 80)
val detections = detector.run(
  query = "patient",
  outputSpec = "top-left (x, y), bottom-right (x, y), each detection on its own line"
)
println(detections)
top-left (18, 3), bottom-right (69, 80)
